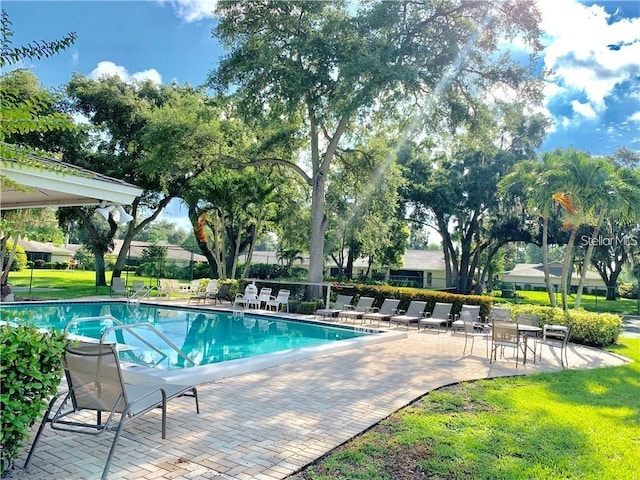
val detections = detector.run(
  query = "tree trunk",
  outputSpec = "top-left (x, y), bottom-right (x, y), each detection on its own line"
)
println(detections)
top-left (242, 224), bottom-right (255, 278)
top-left (0, 210), bottom-right (26, 290)
top-left (541, 216), bottom-right (556, 306)
top-left (308, 170), bottom-right (327, 294)
top-left (575, 209), bottom-right (605, 309)
top-left (112, 197), bottom-right (171, 278)
top-left (73, 207), bottom-right (115, 287)
top-left (189, 207), bottom-right (219, 279)
top-left (439, 221), bottom-right (456, 288)
top-left (94, 254), bottom-right (107, 287)
top-left (560, 227), bottom-right (578, 310)
top-left (306, 107), bottom-right (348, 298)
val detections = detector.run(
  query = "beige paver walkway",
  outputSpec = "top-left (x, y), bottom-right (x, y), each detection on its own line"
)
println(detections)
top-left (10, 305), bottom-right (629, 480)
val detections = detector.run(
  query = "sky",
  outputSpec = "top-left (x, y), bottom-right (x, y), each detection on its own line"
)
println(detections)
top-left (3, 0), bottom-right (640, 230)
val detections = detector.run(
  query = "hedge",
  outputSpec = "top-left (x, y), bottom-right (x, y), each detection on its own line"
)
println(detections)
top-left (345, 285), bottom-right (622, 347)
top-left (0, 325), bottom-right (67, 474)
top-left (233, 281), bottom-right (622, 347)
top-left (496, 304), bottom-right (622, 347)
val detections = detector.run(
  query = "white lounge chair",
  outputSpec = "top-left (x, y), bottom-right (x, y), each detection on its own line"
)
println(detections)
top-left (234, 283), bottom-right (259, 309)
top-left (265, 289), bottom-right (291, 312)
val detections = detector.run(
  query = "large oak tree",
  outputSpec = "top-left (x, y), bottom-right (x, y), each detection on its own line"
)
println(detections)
top-left (209, 0), bottom-right (545, 291)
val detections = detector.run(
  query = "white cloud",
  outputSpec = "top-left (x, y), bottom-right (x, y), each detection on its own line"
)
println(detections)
top-left (89, 61), bottom-right (129, 80)
top-left (131, 69), bottom-right (163, 85)
top-left (89, 61), bottom-right (163, 85)
top-left (158, 0), bottom-right (217, 23)
top-left (538, 0), bottom-right (640, 114)
top-left (571, 100), bottom-right (597, 119)
top-left (629, 111), bottom-right (640, 123)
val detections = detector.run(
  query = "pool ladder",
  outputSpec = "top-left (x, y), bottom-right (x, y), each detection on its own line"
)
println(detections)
top-left (63, 315), bottom-right (195, 367)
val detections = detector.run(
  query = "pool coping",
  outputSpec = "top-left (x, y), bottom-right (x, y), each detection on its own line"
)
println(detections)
top-left (122, 324), bottom-right (407, 385)
top-left (1, 299), bottom-right (408, 386)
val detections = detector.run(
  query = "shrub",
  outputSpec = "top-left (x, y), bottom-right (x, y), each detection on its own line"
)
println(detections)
top-left (566, 309), bottom-right (622, 347)
top-left (2, 242), bottom-right (27, 272)
top-left (0, 324), bottom-right (67, 474)
top-left (290, 300), bottom-right (324, 314)
top-left (618, 282), bottom-right (638, 299)
top-left (32, 259), bottom-right (45, 269)
top-left (510, 304), bottom-right (622, 347)
top-left (347, 284), bottom-right (494, 319)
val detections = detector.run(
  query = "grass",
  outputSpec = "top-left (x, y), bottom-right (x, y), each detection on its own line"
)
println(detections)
top-left (6, 270), bottom-right (156, 300)
top-left (290, 338), bottom-right (640, 480)
top-left (493, 290), bottom-right (639, 315)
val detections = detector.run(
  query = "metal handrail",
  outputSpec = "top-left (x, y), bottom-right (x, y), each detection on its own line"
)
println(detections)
top-left (101, 323), bottom-right (195, 367)
top-left (63, 315), bottom-right (194, 367)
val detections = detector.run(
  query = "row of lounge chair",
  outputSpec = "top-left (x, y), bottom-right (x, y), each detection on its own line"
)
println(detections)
top-left (318, 297), bottom-right (570, 368)
top-left (315, 295), bottom-right (482, 331)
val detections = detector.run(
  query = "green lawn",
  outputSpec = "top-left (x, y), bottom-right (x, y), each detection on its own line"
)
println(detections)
top-left (493, 289), bottom-right (638, 315)
top-left (7, 270), bottom-right (155, 299)
top-left (292, 338), bottom-right (640, 480)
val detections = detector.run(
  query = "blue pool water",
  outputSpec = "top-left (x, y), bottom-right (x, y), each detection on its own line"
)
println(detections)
top-left (0, 301), bottom-right (375, 371)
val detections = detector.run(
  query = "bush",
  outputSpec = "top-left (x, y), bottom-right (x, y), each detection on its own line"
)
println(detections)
top-left (33, 259), bottom-right (46, 269)
top-left (347, 284), bottom-right (494, 320)
top-left (510, 304), bottom-right (622, 347)
top-left (290, 300), bottom-right (324, 314)
top-left (0, 324), bottom-right (67, 474)
top-left (618, 282), bottom-right (638, 299)
top-left (2, 242), bottom-right (27, 272)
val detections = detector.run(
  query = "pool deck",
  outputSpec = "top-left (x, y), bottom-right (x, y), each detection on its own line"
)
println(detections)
top-left (9, 298), bottom-right (631, 480)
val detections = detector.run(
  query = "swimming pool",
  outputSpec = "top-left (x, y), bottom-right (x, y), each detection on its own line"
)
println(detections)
top-left (0, 301), bottom-right (405, 384)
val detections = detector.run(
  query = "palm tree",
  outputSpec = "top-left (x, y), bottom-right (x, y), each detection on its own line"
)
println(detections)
top-left (547, 149), bottom-right (622, 310)
top-left (499, 154), bottom-right (563, 306)
top-left (575, 164), bottom-right (640, 306)
top-left (574, 162), bottom-right (640, 307)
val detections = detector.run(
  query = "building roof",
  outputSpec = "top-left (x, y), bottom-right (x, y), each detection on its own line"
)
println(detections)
top-left (17, 239), bottom-right (209, 263)
top-left (17, 239), bottom-right (74, 255)
top-left (111, 240), bottom-right (208, 262)
top-left (240, 249), bottom-right (447, 271)
top-left (501, 262), bottom-right (604, 283)
top-left (1, 150), bottom-right (143, 210)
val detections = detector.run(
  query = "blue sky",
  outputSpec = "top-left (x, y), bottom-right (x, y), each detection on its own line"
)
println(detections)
top-left (3, 0), bottom-right (639, 228)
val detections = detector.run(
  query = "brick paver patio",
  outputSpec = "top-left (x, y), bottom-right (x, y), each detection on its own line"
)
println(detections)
top-left (9, 303), bottom-right (630, 480)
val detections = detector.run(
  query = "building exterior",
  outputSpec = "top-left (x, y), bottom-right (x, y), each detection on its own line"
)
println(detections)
top-left (500, 262), bottom-right (607, 293)
top-left (17, 239), bottom-right (75, 265)
top-left (15, 239), bottom-right (207, 267)
top-left (110, 240), bottom-right (208, 265)
top-left (243, 249), bottom-right (449, 289)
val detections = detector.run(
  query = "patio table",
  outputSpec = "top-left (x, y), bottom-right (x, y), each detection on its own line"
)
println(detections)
top-left (518, 324), bottom-right (542, 365)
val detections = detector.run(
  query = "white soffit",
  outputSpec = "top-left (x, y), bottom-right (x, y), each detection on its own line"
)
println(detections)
top-left (1, 158), bottom-right (143, 210)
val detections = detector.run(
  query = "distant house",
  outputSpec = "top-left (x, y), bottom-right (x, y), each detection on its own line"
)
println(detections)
top-left (500, 262), bottom-right (607, 293)
top-left (242, 249), bottom-right (449, 289)
top-left (345, 249), bottom-right (448, 289)
top-left (110, 240), bottom-right (208, 265)
top-left (17, 239), bottom-right (74, 265)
